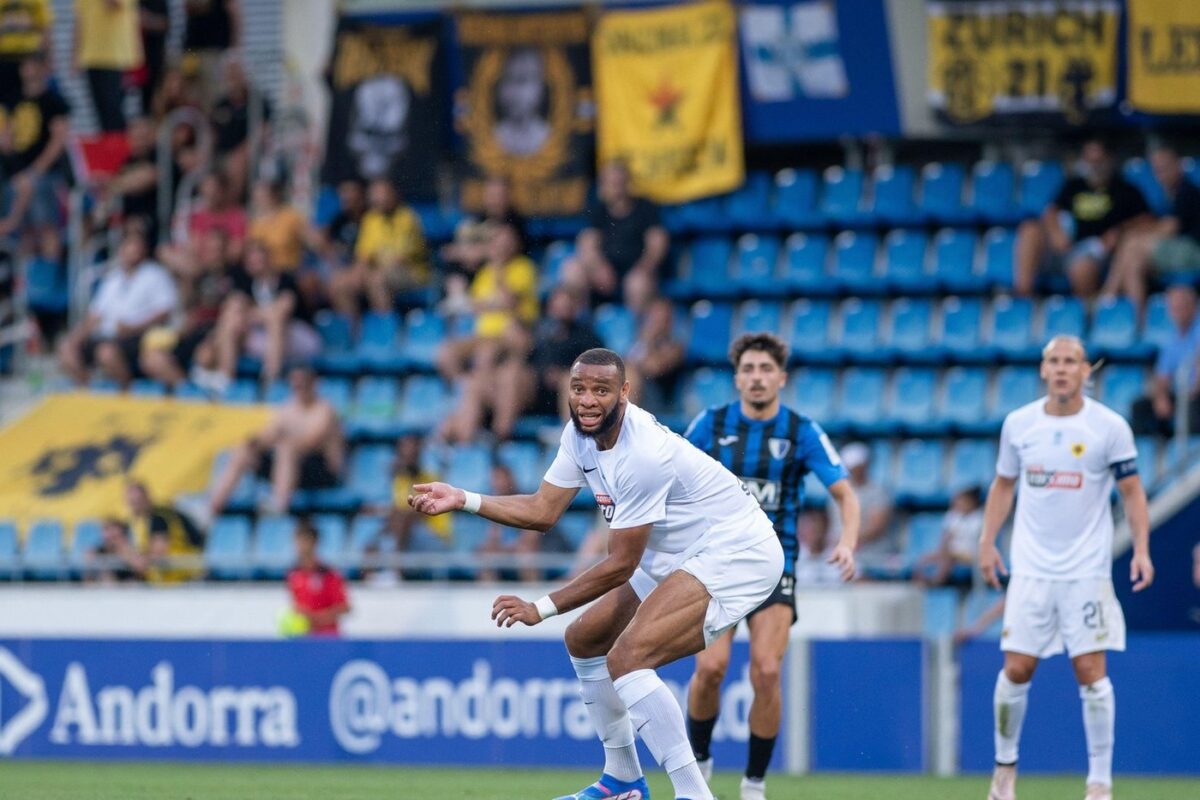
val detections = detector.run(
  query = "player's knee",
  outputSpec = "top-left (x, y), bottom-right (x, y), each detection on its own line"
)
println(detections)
top-left (563, 618), bottom-right (605, 660)
top-left (692, 657), bottom-right (727, 692)
top-left (1003, 660), bottom-right (1036, 684)
top-left (749, 655), bottom-right (782, 694)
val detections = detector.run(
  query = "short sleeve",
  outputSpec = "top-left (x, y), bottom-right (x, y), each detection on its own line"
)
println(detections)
top-left (798, 422), bottom-right (850, 487)
top-left (683, 409), bottom-right (713, 451)
top-left (326, 570), bottom-right (348, 606)
top-left (543, 426), bottom-right (586, 488)
top-left (996, 414), bottom-right (1020, 479)
top-left (1052, 179), bottom-right (1076, 212)
top-left (1106, 415), bottom-right (1138, 469)
top-left (609, 450), bottom-right (671, 529)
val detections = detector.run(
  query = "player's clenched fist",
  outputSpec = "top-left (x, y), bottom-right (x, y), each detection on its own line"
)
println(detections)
top-left (492, 595), bottom-right (542, 628)
top-left (408, 482), bottom-right (464, 516)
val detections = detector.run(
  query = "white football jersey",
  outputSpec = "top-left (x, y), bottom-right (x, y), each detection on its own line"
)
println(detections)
top-left (544, 402), bottom-right (777, 555)
top-left (997, 397), bottom-right (1138, 580)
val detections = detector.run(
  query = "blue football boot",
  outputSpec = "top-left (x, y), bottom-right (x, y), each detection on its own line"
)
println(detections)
top-left (552, 772), bottom-right (651, 800)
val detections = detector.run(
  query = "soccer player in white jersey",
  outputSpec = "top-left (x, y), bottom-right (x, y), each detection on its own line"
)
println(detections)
top-left (979, 336), bottom-right (1153, 800)
top-left (411, 348), bottom-right (852, 800)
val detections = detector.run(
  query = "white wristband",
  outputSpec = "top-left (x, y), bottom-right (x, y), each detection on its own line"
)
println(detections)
top-left (534, 595), bottom-right (559, 621)
top-left (462, 490), bottom-right (482, 514)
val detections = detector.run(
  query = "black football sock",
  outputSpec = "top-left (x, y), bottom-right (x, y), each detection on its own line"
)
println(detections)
top-left (686, 714), bottom-right (717, 761)
top-left (746, 733), bottom-right (777, 780)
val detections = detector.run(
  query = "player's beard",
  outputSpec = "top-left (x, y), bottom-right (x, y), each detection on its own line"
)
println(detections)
top-left (569, 400), bottom-right (622, 439)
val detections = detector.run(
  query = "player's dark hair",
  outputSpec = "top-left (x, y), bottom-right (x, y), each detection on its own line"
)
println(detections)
top-left (729, 332), bottom-right (789, 369)
top-left (295, 517), bottom-right (318, 542)
top-left (573, 348), bottom-right (626, 382)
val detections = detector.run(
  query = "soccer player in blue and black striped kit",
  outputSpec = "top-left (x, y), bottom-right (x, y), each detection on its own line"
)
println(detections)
top-left (683, 333), bottom-right (861, 800)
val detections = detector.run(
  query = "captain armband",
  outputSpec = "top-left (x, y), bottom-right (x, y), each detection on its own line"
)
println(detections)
top-left (1111, 459), bottom-right (1138, 479)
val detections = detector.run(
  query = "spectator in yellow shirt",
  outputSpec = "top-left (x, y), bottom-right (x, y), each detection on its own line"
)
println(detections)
top-left (74, 0), bottom-right (143, 131)
top-left (439, 222), bottom-right (538, 442)
top-left (247, 179), bottom-right (308, 272)
top-left (330, 178), bottom-right (428, 320)
top-left (0, 0), bottom-right (52, 106)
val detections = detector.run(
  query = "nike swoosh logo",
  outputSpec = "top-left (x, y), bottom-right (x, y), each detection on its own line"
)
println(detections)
top-left (583, 700), bottom-right (595, 705)
top-left (718, 436), bottom-right (739, 446)
top-left (636, 720), bottom-right (650, 732)
top-left (583, 467), bottom-right (597, 473)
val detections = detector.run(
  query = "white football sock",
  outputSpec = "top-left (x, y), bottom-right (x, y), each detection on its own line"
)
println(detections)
top-left (1080, 677), bottom-right (1115, 787)
top-left (994, 670), bottom-right (1031, 764)
top-left (615, 669), bottom-right (713, 800)
top-left (570, 656), bottom-right (642, 783)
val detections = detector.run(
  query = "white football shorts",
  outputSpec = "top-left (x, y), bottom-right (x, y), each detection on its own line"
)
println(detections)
top-left (629, 532), bottom-right (783, 647)
top-left (1001, 574), bottom-right (1127, 659)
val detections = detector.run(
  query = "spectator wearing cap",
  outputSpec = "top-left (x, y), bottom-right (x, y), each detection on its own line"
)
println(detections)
top-left (827, 442), bottom-right (895, 572)
top-left (1131, 284), bottom-right (1200, 436)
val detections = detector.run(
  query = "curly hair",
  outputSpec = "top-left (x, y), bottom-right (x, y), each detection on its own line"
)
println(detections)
top-left (729, 332), bottom-right (789, 369)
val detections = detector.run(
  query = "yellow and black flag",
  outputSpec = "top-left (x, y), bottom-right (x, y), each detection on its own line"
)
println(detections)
top-left (593, 0), bottom-right (744, 204)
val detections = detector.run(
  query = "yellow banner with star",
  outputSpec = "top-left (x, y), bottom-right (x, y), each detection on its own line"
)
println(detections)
top-left (0, 394), bottom-right (269, 535)
top-left (593, 0), bottom-right (743, 203)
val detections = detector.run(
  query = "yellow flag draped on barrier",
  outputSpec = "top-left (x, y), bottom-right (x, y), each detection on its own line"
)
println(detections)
top-left (1128, 0), bottom-right (1200, 114)
top-left (0, 394), bottom-right (270, 535)
top-left (593, 0), bottom-right (743, 203)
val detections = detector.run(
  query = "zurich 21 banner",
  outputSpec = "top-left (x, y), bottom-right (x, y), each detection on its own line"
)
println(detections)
top-left (0, 639), bottom-right (772, 769)
top-left (593, 0), bottom-right (744, 204)
top-left (738, 0), bottom-right (901, 142)
top-left (927, 0), bottom-right (1120, 126)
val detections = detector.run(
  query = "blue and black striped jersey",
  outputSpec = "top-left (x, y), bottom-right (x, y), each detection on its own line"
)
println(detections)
top-left (684, 403), bottom-right (848, 574)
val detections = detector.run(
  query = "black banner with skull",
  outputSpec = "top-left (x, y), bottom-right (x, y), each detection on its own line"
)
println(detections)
top-left (454, 11), bottom-right (594, 217)
top-left (322, 16), bottom-right (444, 200)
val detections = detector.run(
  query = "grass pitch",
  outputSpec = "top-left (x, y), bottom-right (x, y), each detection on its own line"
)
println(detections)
top-left (0, 762), bottom-right (1195, 800)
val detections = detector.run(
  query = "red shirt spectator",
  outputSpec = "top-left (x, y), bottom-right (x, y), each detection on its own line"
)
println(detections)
top-left (286, 520), bottom-right (350, 635)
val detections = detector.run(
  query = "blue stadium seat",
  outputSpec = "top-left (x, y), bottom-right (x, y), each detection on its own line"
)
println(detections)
top-left (1123, 158), bottom-right (1169, 216)
top-left (968, 160), bottom-right (1018, 224)
top-left (1091, 297), bottom-right (1152, 359)
top-left (1143, 293), bottom-right (1173, 350)
top-left (837, 298), bottom-right (883, 361)
top-left (774, 168), bottom-right (824, 229)
top-left (948, 439), bottom-right (997, 493)
top-left (1134, 436), bottom-right (1160, 488)
top-left (941, 367), bottom-right (992, 434)
top-left (992, 366), bottom-right (1042, 422)
top-left (1099, 365), bottom-right (1145, 418)
top-left (820, 166), bottom-right (867, 226)
top-left (497, 441), bottom-right (543, 494)
top-left (682, 368), bottom-right (735, 419)
top-left (541, 240), bottom-right (575, 292)
top-left (889, 367), bottom-right (941, 435)
top-left (685, 237), bottom-right (735, 299)
top-left (131, 379), bottom-right (166, 397)
top-left (1042, 295), bottom-right (1086, 339)
top-left (446, 444), bottom-right (494, 494)
top-left (886, 298), bottom-right (936, 363)
top-left (883, 229), bottom-right (934, 294)
top-left (1018, 160), bottom-right (1064, 217)
top-left (726, 171), bottom-right (776, 230)
top-left (205, 516), bottom-right (252, 580)
top-left (594, 304), bottom-right (637, 354)
top-left (982, 227), bottom-right (1016, 290)
top-left (870, 164), bottom-right (920, 225)
top-left (24, 256), bottom-right (68, 313)
top-left (990, 296), bottom-right (1037, 360)
top-left (918, 162), bottom-right (970, 224)
top-left (932, 229), bottom-right (984, 293)
top-left (938, 297), bottom-right (988, 362)
top-left (555, 511), bottom-right (593, 550)
top-left (23, 520), bottom-right (64, 582)
top-left (783, 368), bottom-right (837, 430)
top-left (398, 375), bottom-right (452, 431)
top-left (868, 439), bottom-right (894, 487)
top-left (69, 519), bottom-right (104, 572)
top-left (348, 514), bottom-right (385, 560)
top-left (734, 300), bottom-right (784, 338)
top-left (676, 196), bottom-right (727, 233)
top-left (687, 301), bottom-right (734, 365)
top-left (348, 446), bottom-right (392, 506)
top-left (894, 439), bottom-right (947, 507)
top-left (253, 516), bottom-right (296, 579)
top-left (263, 380), bottom-right (290, 404)
top-left (313, 514), bottom-right (348, 567)
top-left (782, 233), bottom-right (832, 295)
top-left (788, 299), bottom-right (836, 364)
top-left (351, 376), bottom-right (399, 437)
top-left (403, 309), bottom-right (445, 371)
top-left (223, 379), bottom-right (259, 404)
top-left (839, 367), bottom-right (888, 435)
top-left (1164, 436), bottom-right (1200, 471)
top-left (209, 449), bottom-right (259, 512)
top-left (734, 234), bottom-right (781, 294)
top-left (317, 377), bottom-right (352, 417)
top-left (0, 520), bottom-right (16, 579)
top-left (357, 311), bottom-right (405, 372)
top-left (831, 231), bottom-right (879, 294)
top-left (314, 311), bottom-right (357, 373)
top-left (413, 203), bottom-right (458, 243)
top-left (906, 513), bottom-right (945, 562)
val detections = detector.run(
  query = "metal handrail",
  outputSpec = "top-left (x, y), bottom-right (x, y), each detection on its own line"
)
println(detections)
top-left (156, 107), bottom-right (214, 243)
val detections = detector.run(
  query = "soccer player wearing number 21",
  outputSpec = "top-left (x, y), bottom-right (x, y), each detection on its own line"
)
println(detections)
top-left (980, 336), bottom-right (1152, 800)
top-left (683, 334), bottom-right (860, 800)
top-left (410, 348), bottom-right (855, 800)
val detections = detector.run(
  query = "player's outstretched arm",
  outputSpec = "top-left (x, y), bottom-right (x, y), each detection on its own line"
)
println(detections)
top-left (492, 524), bottom-right (652, 628)
top-left (1117, 473), bottom-right (1154, 591)
top-left (409, 480), bottom-right (579, 532)
top-left (826, 479), bottom-right (859, 581)
top-left (979, 475), bottom-right (1016, 589)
